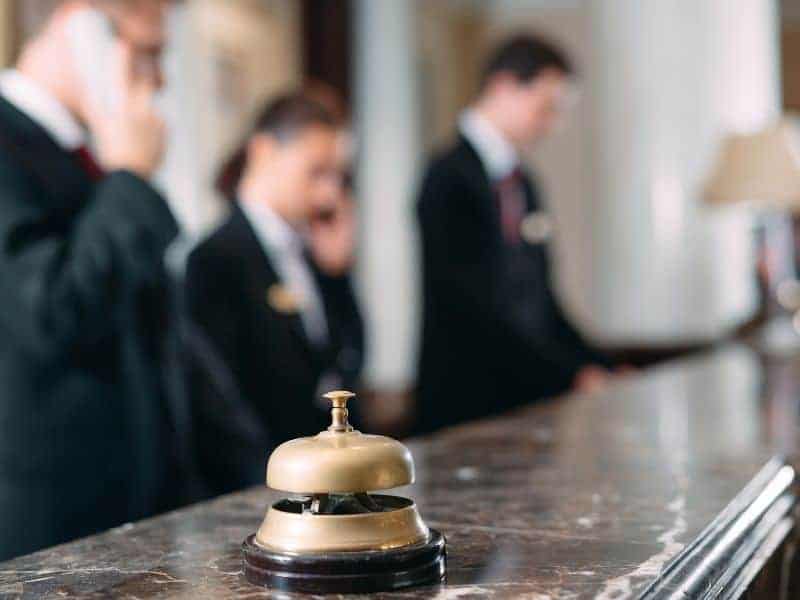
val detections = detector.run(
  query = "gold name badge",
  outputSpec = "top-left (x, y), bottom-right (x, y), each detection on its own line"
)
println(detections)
top-left (520, 211), bottom-right (554, 244)
top-left (267, 284), bottom-right (304, 314)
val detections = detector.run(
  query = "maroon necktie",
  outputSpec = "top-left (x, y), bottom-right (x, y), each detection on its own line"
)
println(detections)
top-left (494, 166), bottom-right (525, 245)
top-left (73, 146), bottom-right (105, 181)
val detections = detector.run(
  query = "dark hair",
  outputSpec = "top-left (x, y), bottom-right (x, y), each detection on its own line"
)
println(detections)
top-left (216, 91), bottom-right (338, 198)
top-left (303, 79), bottom-right (349, 124)
top-left (480, 34), bottom-right (573, 91)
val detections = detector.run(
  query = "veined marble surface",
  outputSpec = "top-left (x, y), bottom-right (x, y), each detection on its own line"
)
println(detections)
top-left (0, 344), bottom-right (797, 599)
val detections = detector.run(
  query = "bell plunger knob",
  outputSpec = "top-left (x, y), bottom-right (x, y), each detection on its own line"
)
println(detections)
top-left (324, 390), bottom-right (355, 432)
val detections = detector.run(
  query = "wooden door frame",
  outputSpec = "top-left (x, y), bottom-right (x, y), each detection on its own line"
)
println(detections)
top-left (301, 0), bottom-right (352, 107)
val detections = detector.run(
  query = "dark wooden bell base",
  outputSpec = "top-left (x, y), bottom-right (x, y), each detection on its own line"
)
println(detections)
top-left (242, 529), bottom-right (446, 593)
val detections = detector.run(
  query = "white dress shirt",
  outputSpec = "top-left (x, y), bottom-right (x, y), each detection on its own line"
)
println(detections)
top-left (240, 200), bottom-right (329, 347)
top-left (459, 108), bottom-right (555, 245)
top-left (0, 70), bottom-right (86, 150)
top-left (459, 108), bottom-right (520, 181)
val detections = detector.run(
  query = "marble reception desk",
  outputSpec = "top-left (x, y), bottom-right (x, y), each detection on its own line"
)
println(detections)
top-left (1, 343), bottom-right (799, 598)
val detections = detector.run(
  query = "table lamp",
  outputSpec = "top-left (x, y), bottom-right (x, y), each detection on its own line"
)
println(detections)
top-left (705, 119), bottom-right (800, 209)
top-left (704, 118), bottom-right (800, 349)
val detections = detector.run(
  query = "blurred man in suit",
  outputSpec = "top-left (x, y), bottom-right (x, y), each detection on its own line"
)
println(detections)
top-left (416, 35), bottom-right (613, 434)
top-left (0, 0), bottom-right (182, 559)
top-left (186, 93), bottom-right (363, 495)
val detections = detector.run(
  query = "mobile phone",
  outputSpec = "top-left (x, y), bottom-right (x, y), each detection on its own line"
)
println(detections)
top-left (63, 8), bottom-right (122, 115)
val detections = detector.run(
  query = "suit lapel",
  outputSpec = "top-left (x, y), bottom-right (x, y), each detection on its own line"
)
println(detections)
top-left (518, 170), bottom-right (541, 213)
top-left (228, 205), bottom-right (316, 361)
top-left (455, 135), bottom-right (504, 242)
top-left (457, 135), bottom-right (547, 244)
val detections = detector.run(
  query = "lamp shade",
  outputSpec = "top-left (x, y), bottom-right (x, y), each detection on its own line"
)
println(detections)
top-left (704, 119), bottom-right (800, 211)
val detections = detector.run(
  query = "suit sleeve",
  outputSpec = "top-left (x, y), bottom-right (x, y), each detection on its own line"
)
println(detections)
top-left (546, 285), bottom-right (613, 369)
top-left (0, 164), bottom-right (177, 359)
top-left (417, 164), bottom-right (580, 398)
top-left (522, 175), bottom-right (612, 370)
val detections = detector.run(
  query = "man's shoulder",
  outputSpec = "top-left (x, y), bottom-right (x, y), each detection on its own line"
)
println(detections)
top-left (418, 135), bottom-right (486, 210)
top-left (0, 102), bottom-right (36, 175)
top-left (424, 135), bottom-right (478, 178)
top-left (0, 96), bottom-right (81, 200)
top-left (0, 95), bottom-right (59, 159)
top-left (0, 130), bottom-right (46, 203)
top-left (188, 210), bottom-right (243, 270)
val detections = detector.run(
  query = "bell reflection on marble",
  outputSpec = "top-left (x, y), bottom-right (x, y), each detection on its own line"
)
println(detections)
top-left (242, 390), bottom-right (446, 593)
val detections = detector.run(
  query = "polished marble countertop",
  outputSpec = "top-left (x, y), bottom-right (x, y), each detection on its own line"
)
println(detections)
top-left (1, 343), bottom-right (798, 599)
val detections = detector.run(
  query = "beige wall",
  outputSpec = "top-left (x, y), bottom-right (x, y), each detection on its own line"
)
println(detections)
top-left (0, 0), bottom-right (16, 67)
top-left (417, 2), bottom-right (488, 149)
top-left (192, 0), bottom-right (301, 167)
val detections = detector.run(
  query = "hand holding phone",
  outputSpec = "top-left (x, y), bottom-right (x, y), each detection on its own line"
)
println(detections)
top-left (308, 197), bottom-right (358, 277)
top-left (67, 8), bottom-right (165, 178)
top-left (90, 41), bottom-right (165, 178)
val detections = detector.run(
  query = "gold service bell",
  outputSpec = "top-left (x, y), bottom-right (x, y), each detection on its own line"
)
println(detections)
top-left (242, 390), bottom-right (446, 593)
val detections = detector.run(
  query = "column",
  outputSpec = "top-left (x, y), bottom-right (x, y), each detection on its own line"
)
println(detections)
top-left (583, 0), bottom-right (780, 344)
top-left (353, 0), bottom-right (420, 390)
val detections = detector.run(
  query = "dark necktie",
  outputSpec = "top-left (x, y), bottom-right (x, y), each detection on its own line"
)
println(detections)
top-left (73, 146), bottom-right (105, 181)
top-left (495, 166), bottom-right (525, 245)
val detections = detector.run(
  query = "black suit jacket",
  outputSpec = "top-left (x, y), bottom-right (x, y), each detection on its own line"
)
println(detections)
top-left (415, 135), bottom-right (607, 433)
top-left (185, 204), bottom-right (364, 496)
top-left (0, 97), bottom-right (180, 559)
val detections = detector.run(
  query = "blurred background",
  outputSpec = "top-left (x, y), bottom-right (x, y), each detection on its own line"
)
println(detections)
top-left (3, 0), bottom-right (799, 429)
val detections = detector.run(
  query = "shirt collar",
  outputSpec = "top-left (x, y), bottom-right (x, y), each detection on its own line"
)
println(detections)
top-left (459, 108), bottom-right (519, 181)
top-left (0, 70), bottom-right (86, 150)
top-left (240, 199), bottom-right (304, 255)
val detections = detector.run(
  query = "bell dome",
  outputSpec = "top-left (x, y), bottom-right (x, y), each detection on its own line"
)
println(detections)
top-left (265, 391), bottom-right (414, 494)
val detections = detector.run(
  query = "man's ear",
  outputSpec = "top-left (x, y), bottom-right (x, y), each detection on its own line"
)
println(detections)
top-left (485, 71), bottom-right (523, 97)
top-left (247, 134), bottom-right (279, 167)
